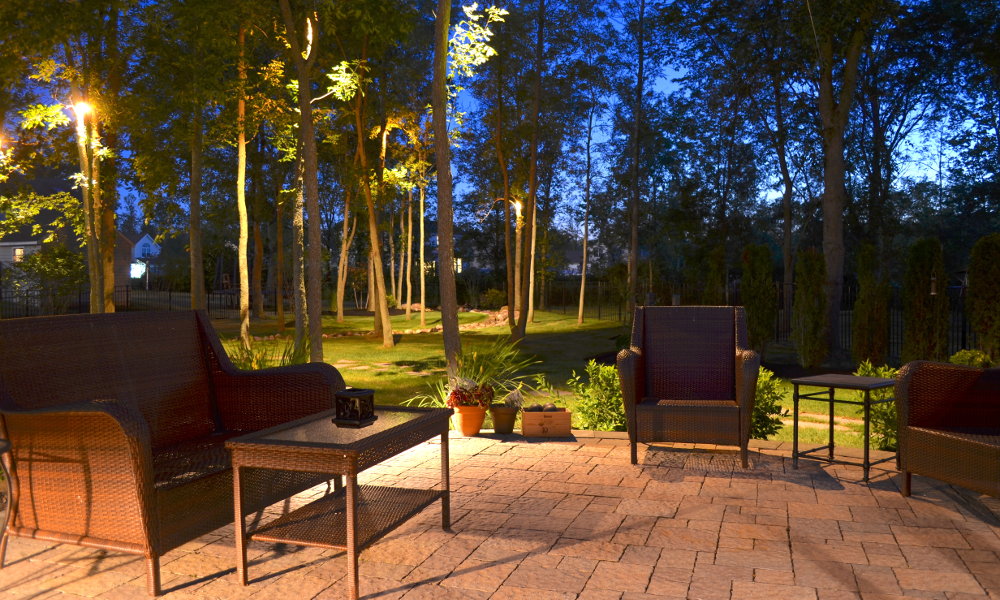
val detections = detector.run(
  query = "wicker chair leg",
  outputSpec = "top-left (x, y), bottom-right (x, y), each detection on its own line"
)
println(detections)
top-left (740, 445), bottom-right (748, 469)
top-left (147, 556), bottom-right (161, 596)
top-left (630, 440), bottom-right (638, 465)
top-left (900, 471), bottom-right (911, 497)
top-left (0, 530), bottom-right (7, 569)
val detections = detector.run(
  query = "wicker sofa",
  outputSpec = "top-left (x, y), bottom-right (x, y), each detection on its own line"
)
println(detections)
top-left (895, 360), bottom-right (1000, 498)
top-left (0, 311), bottom-right (346, 595)
top-left (617, 306), bottom-right (759, 467)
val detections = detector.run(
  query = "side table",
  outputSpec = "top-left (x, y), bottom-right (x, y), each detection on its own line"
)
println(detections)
top-left (791, 374), bottom-right (896, 481)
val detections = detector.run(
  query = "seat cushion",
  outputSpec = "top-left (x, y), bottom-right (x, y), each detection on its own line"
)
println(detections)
top-left (635, 398), bottom-right (740, 445)
top-left (152, 432), bottom-right (240, 491)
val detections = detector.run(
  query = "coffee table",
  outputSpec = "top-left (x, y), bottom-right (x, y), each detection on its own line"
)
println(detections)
top-left (790, 374), bottom-right (896, 481)
top-left (226, 406), bottom-right (452, 599)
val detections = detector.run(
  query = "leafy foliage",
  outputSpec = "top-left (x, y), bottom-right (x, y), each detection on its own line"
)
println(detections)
top-left (792, 249), bottom-right (828, 368)
top-left (478, 288), bottom-right (506, 310)
top-left (853, 361), bottom-right (898, 451)
top-left (741, 244), bottom-right (776, 353)
top-left (948, 349), bottom-right (993, 368)
top-left (567, 360), bottom-right (625, 432)
top-left (967, 233), bottom-right (1000, 360)
top-left (852, 243), bottom-right (891, 365)
top-left (751, 367), bottom-right (787, 440)
top-left (225, 338), bottom-right (309, 370)
top-left (902, 238), bottom-right (949, 363)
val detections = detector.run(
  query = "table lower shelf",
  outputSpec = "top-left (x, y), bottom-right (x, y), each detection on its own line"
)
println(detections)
top-left (249, 484), bottom-right (444, 551)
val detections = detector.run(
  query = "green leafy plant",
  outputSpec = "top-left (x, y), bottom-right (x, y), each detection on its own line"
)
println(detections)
top-left (792, 248), bottom-right (829, 368)
top-left (852, 243), bottom-right (891, 365)
top-left (405, 337), bottom-right (538, 407)
top-left (948, 349), bottom-right (993, 368)
top-left (741, 244), bottom-right (777, 354)
top-left (967, 232), bottom-right (1000, 360)
top-left (902, 238), bottom-right (949, 363)
top-left (854, 360), bottom-right (899, 451)
top-left (567, 360), bottom-right (626, 432)
top-left (225, 338), bottom-right (309, 370)
top-left (751, 367), bottom-right (787, 439)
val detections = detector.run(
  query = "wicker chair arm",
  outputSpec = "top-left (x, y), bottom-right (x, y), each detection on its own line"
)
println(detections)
top-left (213, 362), bottom-right (348, 432)
top-left (895, 360), bottom-right (982, 427)
top-left (735, 348), bottom-right (760, 443)
top-left (617, 347), bottom-right (644, 431)
top-left (1, 399), bottom-right (157, 547)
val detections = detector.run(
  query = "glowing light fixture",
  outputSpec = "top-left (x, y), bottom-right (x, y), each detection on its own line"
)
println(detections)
top-left (73, 101), bottom-right (92, 117)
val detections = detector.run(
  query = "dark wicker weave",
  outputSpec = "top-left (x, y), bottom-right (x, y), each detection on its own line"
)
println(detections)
top-left (895, 360), bottom-right (1000, 498)
top-left (617, 306), bottom-right (760, 467)
top-left (228, 406), bottom-right (452, 600)
top-left (0, 311), bottom-right (346, 595)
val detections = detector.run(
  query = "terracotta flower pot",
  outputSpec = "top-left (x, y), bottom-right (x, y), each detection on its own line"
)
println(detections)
top-left (452, 405), bottom-right (487, 436)
top-left (489, 405), bottom-right (519, 434)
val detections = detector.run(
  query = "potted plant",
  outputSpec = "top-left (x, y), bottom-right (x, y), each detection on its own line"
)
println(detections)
top-left (489, 387), bottom-right (523, 434)
top-left (447, 377), bottom-right (494, 436)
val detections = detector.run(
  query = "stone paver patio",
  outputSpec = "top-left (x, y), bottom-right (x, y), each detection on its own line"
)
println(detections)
top-left (2, 434), bottom-right (999, 599)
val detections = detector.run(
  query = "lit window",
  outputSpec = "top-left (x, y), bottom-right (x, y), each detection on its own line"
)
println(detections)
top-left (12, 247), bottom-right (24, 262)
top-left (141, 243), bottom-right (151, 258)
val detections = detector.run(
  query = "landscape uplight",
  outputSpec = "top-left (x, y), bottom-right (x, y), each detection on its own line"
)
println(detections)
top-left (73, 101), bottom-right (92, 117)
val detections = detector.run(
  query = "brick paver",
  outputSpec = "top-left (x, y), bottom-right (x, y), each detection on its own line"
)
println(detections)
top-left (1, 435), bottom-right (998, 599)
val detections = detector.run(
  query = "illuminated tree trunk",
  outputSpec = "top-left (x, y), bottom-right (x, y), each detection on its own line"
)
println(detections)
top-left (433, 0), bottom-right (461, 375)
top-left (292, 158), bottom-right (307, 356)
top-left (627, 0), bottom-right (646, 319)
top-left (578, 103), bottom-right (595, 324)
top-left (419, 184), bottom-right (427, 327)
top-left (405, 187), bottom-right (414, 319)
top-left (336, 187), bottom-right (356, 322)
top-left (275, 196), bottom-right (285, 331)
top-left (236, 26), bottom-right (251, 349)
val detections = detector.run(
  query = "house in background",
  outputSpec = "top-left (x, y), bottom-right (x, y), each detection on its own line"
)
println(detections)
top-left (133, 233), bottom-right (160, 262)
top-left (0, 224), bottom-right (42, 265)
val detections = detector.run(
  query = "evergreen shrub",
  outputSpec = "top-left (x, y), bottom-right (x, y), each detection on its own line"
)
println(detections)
top-left (851, 244), bottom-right (891, 365)
top-left (902, 238), bottom-right (948, 363)
top-left (741, 244), bottom-right (776, 353)
top-left (792, 248), bottom-right (828, 368)
top-left (948, 349), bottom-right (993, 368)
top-left (479, 288), bottom-right (507, 310)
top-left (967, 232), bottom-right (1000, 360)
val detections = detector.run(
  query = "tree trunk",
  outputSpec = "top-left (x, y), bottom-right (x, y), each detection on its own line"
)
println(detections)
top-left (405, 187), bottom-right (414, 319)
top-left (279, 0), bottom-right (324, 361)
top-left (276, 194), bottom-right (285, 331)
top-left (419, 184), bottom-right (427, 327)
top-left (513, 0), bottom-right (545, 341)
top-left (71, 89), bottom-right (102, 314)
top-left (627, 0), bottom-right (646, 319)
top-left (578, 103), bottom-right (595, 324)
top-left (336, 186), bottom-right (356, 322)
top-left (433, 0), bottom-right (461, 375)
top-left (817, 21), bottom-right (869, 356)
top-left (770, 71), bottom-right (794, 337)
top-left (236, 26), bottom-right (251, 348)
top-left (189, 110), bottom-right (206, 310)
top-left (293, 157), bottom-right (307, 356)
top-left (494, 59), bottom-right (516, 331)
top-left (527, 200), bottom-right (537, 321)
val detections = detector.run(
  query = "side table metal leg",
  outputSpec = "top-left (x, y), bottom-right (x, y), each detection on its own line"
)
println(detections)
top-left (828, 387), bottom-right (835, 461)
top-left (233, 465), bottom-right (248, 586)
top-left (863, 390), bottom-right (871, 481)
top-left (346, 474), bottom-right (359, 600)
top-left (792, 384), bottom-right (800, 469)
top-left (0, 447), bottom-right (12, 569)
top-left (441, 431), bottom-right (451, 529)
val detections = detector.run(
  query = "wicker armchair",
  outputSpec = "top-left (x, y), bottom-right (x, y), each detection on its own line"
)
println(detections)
top-left (617, 306), bottom-right (760, 467)
top-left (0, 311), bottom-right (346, 595)
top-left (895, 360), bottom-right (1000, 498)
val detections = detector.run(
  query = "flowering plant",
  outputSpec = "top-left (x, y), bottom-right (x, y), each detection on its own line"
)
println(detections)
top-left (446, 377), bottom-right (494, 408)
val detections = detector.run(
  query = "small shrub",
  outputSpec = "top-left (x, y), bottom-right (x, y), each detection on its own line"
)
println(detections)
top-left (479, 288), bottom-right (507, 310)
top-left (741, 244), bottom-right (776, 354)
top-left (851, 243), bottom-right (891, 365)
top-left (902, 238), bottom-right (948, 363)
top-left (792, 248), bottom-right (828, 368)
top-left (967, 233), bottom-right (1000, 360)
top-left (751, 367), bottom-right (787, 439)
top-left (385, 294), bottom-right (398, 309)
top-left (567, 360), bottom-right (626, 431)
top-left (854, 360), bottom-right (898, 451)
top-left (948, 349), bottom-right (993, 368)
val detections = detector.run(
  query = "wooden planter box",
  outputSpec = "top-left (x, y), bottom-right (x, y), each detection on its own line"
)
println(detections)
top-left (521, 409), bottom-right (572, 437)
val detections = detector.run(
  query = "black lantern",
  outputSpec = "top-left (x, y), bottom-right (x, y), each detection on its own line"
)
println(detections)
top-left (333, 388), bottom-right (376, 428)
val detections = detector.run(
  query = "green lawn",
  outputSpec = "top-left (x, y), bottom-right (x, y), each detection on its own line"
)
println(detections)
top-left (212, 309), bottom-right (877, 449)
top-left (214, 309), bottom-right (624, 406)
